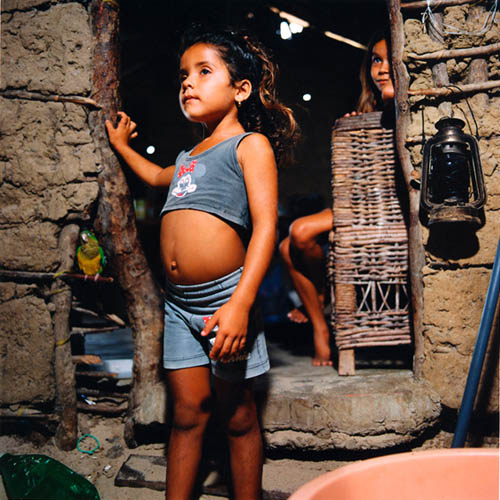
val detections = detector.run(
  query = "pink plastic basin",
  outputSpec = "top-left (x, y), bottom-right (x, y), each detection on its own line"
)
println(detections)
top-left (289, 448), bottom-right (499, 500)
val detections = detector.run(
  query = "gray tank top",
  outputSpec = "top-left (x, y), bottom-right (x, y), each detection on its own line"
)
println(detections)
top-left (161, 133), bottom-right (253, 230)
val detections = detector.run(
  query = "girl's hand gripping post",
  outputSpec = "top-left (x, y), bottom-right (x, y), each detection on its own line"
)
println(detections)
top-left (105, 111), bottom-right (138, 152)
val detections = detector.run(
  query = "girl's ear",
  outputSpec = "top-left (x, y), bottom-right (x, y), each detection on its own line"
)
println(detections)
top-left (235, 79), bottom-right (252, 105)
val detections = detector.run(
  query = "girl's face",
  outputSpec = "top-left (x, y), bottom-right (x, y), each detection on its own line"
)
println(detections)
top-left (179, 43), bottom-right (240, 125)
top-left (370, 39), bottom-right (394, 103)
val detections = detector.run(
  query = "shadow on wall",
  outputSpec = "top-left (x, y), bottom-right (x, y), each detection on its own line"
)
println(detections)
top-left (426, 222), bottom-right (481, 260)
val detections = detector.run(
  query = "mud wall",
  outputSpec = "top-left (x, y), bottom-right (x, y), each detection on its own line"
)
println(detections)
top-left (0, 0), bottom-right (99, 404)
top-left (403, 3), bottom-right (499, 413)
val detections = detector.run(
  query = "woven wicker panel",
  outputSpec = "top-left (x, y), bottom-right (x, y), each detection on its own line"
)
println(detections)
top-left (329, 112), bottom-right (411, 350)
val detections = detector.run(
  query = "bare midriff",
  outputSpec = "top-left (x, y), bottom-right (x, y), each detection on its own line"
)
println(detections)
top-left (160, 209), bottom-right (246, 285)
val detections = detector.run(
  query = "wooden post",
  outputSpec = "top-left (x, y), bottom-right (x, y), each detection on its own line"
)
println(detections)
top-left (427, 12), bottom-right (452, 117)
top-left (388, 0), bottom-right (426, 378)
top-left (52, 224), bottom-right (80, 450)
top-left (467, 6), bottom-right (490, 110)
top-left (89, 0), bottom-right (166, 447)
top-left (337, 283), bottom-right (356, 376)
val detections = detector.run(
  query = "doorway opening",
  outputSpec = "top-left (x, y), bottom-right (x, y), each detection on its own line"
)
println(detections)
top-left (112, 0), bottom-right (413, 374)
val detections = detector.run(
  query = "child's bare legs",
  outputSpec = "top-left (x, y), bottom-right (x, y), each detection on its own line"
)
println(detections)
top-left (279, 208), bottom-right (333, 366)
top-left (165, 366), bottom-right (212, 500)
top-left (214, 376), bottom-right (263, 500)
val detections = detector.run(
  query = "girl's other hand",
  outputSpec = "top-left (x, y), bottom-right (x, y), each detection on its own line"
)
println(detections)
top-left (201, 301), bottom-right (249, 362)
top-left (381, 84), bottom-right (395, 102)
top-left (344, 111), bottom-right (362, 118)
top-left (105, 111), bottom-right (138, 151)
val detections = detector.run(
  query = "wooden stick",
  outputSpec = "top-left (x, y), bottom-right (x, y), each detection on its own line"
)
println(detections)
top-left (77, 401), bottom-right (127, 414)
top-left (52, 225), bottom-right (79, 451)
top-left (408, 43), bottom-right (500, 60)
top-left (75, 370), bottom-right (118, 378)
top-left (0, 89), bottom-right (102, 109)
top-left (408, 80), bottom-right (500, 96)
top-left (72, 306), bottom-right (126, 326)
top-left (72, 354), bottom-right (103, 365)
top-left (76, 388), bottom-right (128, 398)
top-left (0, 408), bottom-right (59, 421)
top-left (389, 0), bottom-right (426, 379)
top-left (0, 270), bottom-right (114, 283)
top-left (71, 326), bottom-right (118, 335)
top-left (401, 0), bottom-right (472, 9)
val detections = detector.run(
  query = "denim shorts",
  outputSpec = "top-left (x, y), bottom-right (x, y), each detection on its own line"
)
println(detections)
top-left (163, 267), bottom-right (270, 381)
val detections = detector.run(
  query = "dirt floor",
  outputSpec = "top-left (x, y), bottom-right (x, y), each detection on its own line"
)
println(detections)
top-left (2, 409), bottom-right (498, 499)
top-left (0, 413), bottom-right (355, 500)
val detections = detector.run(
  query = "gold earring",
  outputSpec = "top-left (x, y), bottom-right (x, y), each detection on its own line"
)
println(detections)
top-left (236, 100), bottom-right (241, 108)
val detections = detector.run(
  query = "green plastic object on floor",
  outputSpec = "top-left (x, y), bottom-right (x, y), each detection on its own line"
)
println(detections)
top-left (0, 453), bottom-right (100, 500)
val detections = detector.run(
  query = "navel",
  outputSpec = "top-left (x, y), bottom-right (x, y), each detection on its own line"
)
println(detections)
top-left (170, 260), bottom-right (178, 271)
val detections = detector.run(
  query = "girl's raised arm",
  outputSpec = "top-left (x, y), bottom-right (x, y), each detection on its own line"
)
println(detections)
top-left (105, 112), bottom-right (175, 188)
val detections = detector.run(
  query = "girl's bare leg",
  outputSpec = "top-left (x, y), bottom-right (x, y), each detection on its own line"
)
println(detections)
top-left (165, 366), bottom-right (212, 500)
top-left (214, 377), bottom-right (263, 500)
top-left (279, 209), bottom-right (333, 366)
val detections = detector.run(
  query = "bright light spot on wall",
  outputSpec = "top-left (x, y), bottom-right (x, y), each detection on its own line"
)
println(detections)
top-left (280, 21), bottom-right (292, 40)
top-left (302, 93), bottom-right (312, 102)
top-left (146, 145), bottom-right (155, 155)
top-left (289, 23), bottom-right (303, 34)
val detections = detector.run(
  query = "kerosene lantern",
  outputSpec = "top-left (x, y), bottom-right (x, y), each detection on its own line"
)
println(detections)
top-left (420, 117), bottom-right (486, 226)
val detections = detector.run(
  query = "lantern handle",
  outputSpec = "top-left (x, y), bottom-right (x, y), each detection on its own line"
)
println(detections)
top-left (445, 85), bottom-right (480, 140)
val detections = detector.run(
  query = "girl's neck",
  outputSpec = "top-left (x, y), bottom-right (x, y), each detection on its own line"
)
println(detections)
top-left (192, 116), bottom-right (246, 156)
top-left (203, 114), bottom-right (246, 142)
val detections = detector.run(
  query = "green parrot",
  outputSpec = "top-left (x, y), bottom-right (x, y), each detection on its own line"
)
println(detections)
top-left (76, 230), bottom-right (106, 279)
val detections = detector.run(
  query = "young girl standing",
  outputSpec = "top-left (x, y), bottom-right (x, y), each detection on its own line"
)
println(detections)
top-left (106, 26), bottom-right (298, 500)
top-left (279, 28), bottom-right (394, 367)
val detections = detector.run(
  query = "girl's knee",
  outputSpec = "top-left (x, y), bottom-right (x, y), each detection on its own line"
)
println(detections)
top-left (171, 399), bottom-right (211, 432)
top-left (289, 219), bottom-right (312, 249)
top-left (278, 237), bottom-right (291, 262)
top-left (224, 401), bottom-right (259, 437)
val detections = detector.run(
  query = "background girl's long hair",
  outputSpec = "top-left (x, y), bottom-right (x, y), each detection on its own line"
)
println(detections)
top-left (356, 27), bottom-right (392, 113)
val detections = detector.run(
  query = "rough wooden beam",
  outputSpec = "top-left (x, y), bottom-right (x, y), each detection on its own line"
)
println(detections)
top-left (0, 89), bottom-right (101, 108)
top-left (51, 224), bottom-right (80, 450)
top-left (89, 0), bottom-right (166, 447)
top-left (0, 270), bottom-right (113, 283)
top-left (0, 409), bottom-right (59, 421)
top-left (408, 42), bottom-right (500, 60)
top-left (401, 0), bottom-right (471, 9)
top-left (408, 80), bottom-right (500, 96)
top-left (388, 0), bottom-right (426, 378)
top-left (428, 13), bottom-right (452, 136)
top-left (467, 6), bottom-right (491, 109)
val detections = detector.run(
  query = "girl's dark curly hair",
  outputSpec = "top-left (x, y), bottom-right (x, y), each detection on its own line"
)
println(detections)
top-left (356, 27), bottom-right (393, 113)
top-left (178, 25), bottom-right (300, 167)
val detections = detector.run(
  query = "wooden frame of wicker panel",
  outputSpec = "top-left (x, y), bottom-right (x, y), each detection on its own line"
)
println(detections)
top-left (329, 111), bottom-right (411, 375)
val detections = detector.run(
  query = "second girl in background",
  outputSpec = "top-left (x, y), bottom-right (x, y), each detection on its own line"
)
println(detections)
top-left (279, 28), bottom-right (395, 367)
